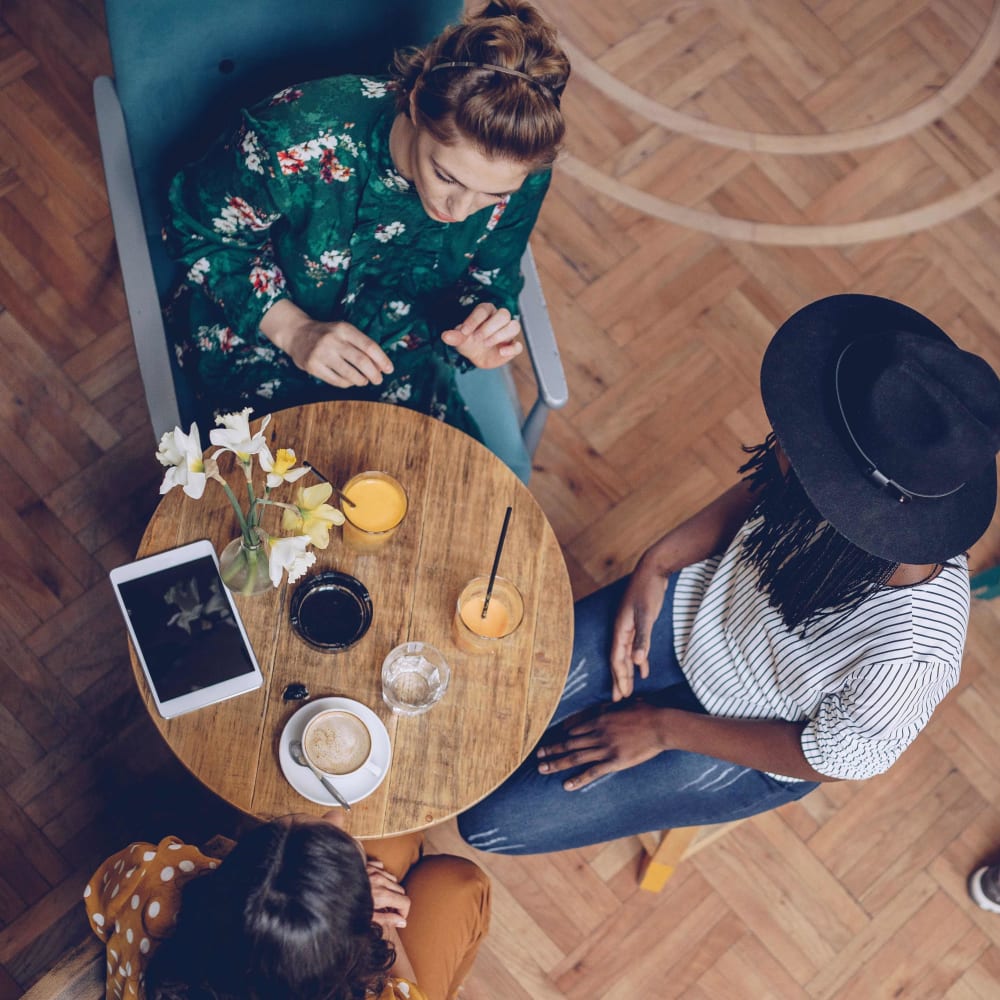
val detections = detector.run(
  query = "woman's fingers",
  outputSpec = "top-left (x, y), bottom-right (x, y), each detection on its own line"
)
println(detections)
top-left (457, 301), bottom-right (498, 333)
top-left (536, 728), bottom-right (603, 769)
top-left (300, 323), bottom-right (394, 387)
top-left (610, 570), bottom-right (665, 699)
top-left (536, 737), bottom-right (614, 790)
top-left (443, 305), bottom-right (523, 368)
top-left (535, 705), bottom-right (667, 791)
top-left (609, 624), bottom-right (636, 702)
top-left (367, 866), bottom-right (411, 927)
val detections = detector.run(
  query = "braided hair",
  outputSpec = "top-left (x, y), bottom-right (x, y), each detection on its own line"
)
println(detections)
top-left (738, 433), bottom-right (900, 634)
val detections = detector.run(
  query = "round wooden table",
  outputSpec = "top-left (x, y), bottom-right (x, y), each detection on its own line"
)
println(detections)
top-left (133, 401), bottom-right (573, 838)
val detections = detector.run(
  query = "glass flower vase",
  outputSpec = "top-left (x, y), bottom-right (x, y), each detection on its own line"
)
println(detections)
top-left (219, 532), bottom-right (271, 596)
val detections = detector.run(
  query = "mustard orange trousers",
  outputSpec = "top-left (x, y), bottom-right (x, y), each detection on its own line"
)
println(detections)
top-left (366, 832), bottom-right (491, 1000)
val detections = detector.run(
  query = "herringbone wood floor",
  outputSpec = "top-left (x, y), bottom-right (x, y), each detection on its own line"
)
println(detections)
top-left (4, 0), bottom-right (1000, 996)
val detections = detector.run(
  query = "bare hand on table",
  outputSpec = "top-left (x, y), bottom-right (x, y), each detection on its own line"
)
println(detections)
top-left (537, 702), bottom-right (667, 791)
top-left (441, 301), bottom-right (523, 369)
top-left (609, 563), bottom-right (669, 702)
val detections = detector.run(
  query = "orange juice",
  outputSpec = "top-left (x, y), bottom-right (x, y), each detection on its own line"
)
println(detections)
top-left (341, 472), bottom-right (407, 551)
top-left (454, 576), bottom-right (524, 651)
top-left (460, 596), bottom-right (512, 638)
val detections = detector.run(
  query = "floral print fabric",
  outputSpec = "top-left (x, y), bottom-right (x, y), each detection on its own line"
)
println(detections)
top-left (164, 75), bottom-right (550, 438)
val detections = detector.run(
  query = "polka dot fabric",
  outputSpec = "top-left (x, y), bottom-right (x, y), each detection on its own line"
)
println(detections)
top-left (84, 836), bottom-right (221, 1000)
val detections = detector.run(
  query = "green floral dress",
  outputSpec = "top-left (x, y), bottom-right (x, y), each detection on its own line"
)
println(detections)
top-left (164, 74), bottom-right (551, 440)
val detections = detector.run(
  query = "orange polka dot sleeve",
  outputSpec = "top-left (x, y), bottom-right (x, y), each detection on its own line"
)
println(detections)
top-left (83, 836), bottom-right (221, 1000)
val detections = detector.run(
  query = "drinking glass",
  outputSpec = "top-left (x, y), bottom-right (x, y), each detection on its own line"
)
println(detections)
top-left (340, 471), bottom-right (408, 552)
top-left (381, 642), bottom-right (450, 715)
top-left (453, 576), bottom-right (524, 653)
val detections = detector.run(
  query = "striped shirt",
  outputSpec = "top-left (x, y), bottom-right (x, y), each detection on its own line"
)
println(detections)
top-left (672, 518), bottom-right (969, 781)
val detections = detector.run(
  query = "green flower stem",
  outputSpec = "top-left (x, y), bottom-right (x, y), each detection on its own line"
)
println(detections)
top-left (217, 478), bottom-right (255, 544)
top-left (219, 534), bottom-right (271, 596)
top-left (243, 543), bottom-right (262, 594)
top-left (256, 498), bottom-right (298, 513)
top-left (242, 461), bottom-right (257, 530)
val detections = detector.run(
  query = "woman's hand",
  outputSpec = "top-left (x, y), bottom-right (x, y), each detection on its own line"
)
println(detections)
top-left (286, 320), bottom-right (394, 387)
top-left (610, 562), bottom-right (669, 702)
top-left (366, 860), bottom-right (410, 930)
top-left (537, 703), bottom-right (668, 790)
top-left (260, 300), bottom-right (393, 387)
top-left (441, 302), bottom-right (523, 369)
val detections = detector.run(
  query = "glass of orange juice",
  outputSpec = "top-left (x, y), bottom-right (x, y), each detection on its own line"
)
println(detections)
top-left (340, 471), bottom-right (408, 552)
top-left (453, 576), bottom-right (524, 652)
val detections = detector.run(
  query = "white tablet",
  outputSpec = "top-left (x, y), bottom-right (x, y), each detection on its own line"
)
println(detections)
top-left (110, 539), bottom-right (264, 719)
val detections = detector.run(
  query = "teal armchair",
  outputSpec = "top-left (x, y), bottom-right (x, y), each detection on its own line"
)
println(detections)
top-left (93, 0), bottom-right (567, 482)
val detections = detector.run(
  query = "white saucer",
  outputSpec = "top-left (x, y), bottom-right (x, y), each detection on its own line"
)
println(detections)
top-left (279, 697), bottom-right (391, 806)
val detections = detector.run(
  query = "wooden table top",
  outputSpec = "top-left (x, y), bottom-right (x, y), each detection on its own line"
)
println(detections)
top-left (133, 401), bottom-right (573, 838)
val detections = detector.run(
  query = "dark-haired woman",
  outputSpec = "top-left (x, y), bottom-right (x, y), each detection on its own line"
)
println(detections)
top-left (164, 0), bottom-right (569, 442)
top-left (85, 814), bottom-right (489, 1000)
top-left (458, 294), bottom-right (1000, 855)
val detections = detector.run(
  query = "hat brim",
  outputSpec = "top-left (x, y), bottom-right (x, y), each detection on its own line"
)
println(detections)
top-left (760, 294), bottom-right (998, 564)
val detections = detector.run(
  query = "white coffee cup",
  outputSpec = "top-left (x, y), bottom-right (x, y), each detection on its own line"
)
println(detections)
top-left (302, 710), bottom-right (374, 776)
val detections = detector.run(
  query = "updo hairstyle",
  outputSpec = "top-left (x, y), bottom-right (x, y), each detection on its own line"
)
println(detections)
top-left (392, 0), bottom-right (570, 169)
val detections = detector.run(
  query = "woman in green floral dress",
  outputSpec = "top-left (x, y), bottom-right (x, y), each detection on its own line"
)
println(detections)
top-left (164, 0), bottom-right (570, 442)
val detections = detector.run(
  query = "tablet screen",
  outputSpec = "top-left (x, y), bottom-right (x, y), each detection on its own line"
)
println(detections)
top-left (115, 554), bottom-right (258, 704)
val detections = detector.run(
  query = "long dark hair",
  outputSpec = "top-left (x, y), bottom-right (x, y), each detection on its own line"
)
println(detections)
top-left (145, 820), bottom-right (394, 1000)
top-left (739, 433), bottom-right (900, 634)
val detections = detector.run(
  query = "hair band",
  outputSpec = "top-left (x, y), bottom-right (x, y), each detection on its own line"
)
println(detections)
top-left (426, 60), bottom-right (557, 99)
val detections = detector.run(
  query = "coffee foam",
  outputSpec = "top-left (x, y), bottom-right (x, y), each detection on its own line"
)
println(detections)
top-left (304, 711), bottom-right (372, 774)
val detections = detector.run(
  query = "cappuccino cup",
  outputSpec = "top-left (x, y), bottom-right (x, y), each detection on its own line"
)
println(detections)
top-left (302, 710), bottom-right (373, 776)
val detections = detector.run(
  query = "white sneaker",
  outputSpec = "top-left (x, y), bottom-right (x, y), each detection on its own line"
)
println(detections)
top-left (968, 866), bottom-right (1000, 914)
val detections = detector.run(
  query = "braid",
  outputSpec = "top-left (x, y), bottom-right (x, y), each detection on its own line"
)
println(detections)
top-left (738, 434), bottom-right (899, 634)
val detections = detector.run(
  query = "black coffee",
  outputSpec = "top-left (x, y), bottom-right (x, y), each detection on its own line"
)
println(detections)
top-left (299, 588), bottom-right (365, 646)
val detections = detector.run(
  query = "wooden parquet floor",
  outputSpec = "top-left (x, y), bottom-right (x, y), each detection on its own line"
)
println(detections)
top-left (4, 0), bottom-right (1000, 996)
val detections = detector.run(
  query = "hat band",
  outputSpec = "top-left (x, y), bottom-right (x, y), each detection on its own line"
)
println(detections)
top-left (834, 344), bottom-right (967, 505)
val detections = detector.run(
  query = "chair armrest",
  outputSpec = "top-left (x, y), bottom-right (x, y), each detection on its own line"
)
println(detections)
top-left (93, 75), bottom-right (182, 441)
top-left (518, 244), bottom-right (568, 411)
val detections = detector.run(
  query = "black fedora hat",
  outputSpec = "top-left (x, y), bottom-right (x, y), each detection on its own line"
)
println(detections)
top-left (760, 294), bottom-right (1000, 564)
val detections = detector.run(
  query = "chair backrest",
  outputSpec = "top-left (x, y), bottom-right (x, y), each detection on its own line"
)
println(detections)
top-left (104, 0), bottom-right (464, 295)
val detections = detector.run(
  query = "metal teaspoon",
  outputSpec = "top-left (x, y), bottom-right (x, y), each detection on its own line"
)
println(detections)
top-left (289, 739), bottom-right (352, 811)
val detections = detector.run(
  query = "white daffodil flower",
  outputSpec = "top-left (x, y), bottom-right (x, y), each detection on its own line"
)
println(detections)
top-left (268, 535), bottom-right (316, 587)
top-left (209, 408), bottom-right (272, 463)
top-left (260, 447), bottom-right (310, 489)
top-left (156, 423), bottom-right (207, 500)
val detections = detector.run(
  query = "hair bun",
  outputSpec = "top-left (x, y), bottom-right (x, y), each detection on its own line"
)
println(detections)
top-left (480, 0), bottom-right (544, 28)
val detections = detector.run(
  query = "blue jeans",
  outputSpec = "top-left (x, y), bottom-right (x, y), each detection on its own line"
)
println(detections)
top-left (457, 575), bottom-right (818, 854)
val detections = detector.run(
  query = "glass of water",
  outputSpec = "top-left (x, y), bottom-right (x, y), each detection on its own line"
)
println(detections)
top-left (381, 642), bottom-right (450, 715)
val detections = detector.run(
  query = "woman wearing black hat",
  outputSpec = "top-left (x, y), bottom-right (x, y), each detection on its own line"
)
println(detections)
top-left (458, 294), bottom-right (1000, 855)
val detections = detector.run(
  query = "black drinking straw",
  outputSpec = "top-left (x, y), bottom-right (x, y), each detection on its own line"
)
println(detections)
top-left (482, 506), bottom-right (512, 619)
top-left (303, 460), bottom-right (356, 507)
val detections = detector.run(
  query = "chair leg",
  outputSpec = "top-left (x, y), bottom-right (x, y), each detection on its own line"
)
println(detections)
top-left (637, 826), bottom-right (701, 892)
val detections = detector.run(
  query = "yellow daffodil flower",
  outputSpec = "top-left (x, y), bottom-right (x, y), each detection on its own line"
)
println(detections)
top-left (260, 447), bottom-right (310, 489)
top-left (281, 482), bottom-right (346, 548)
